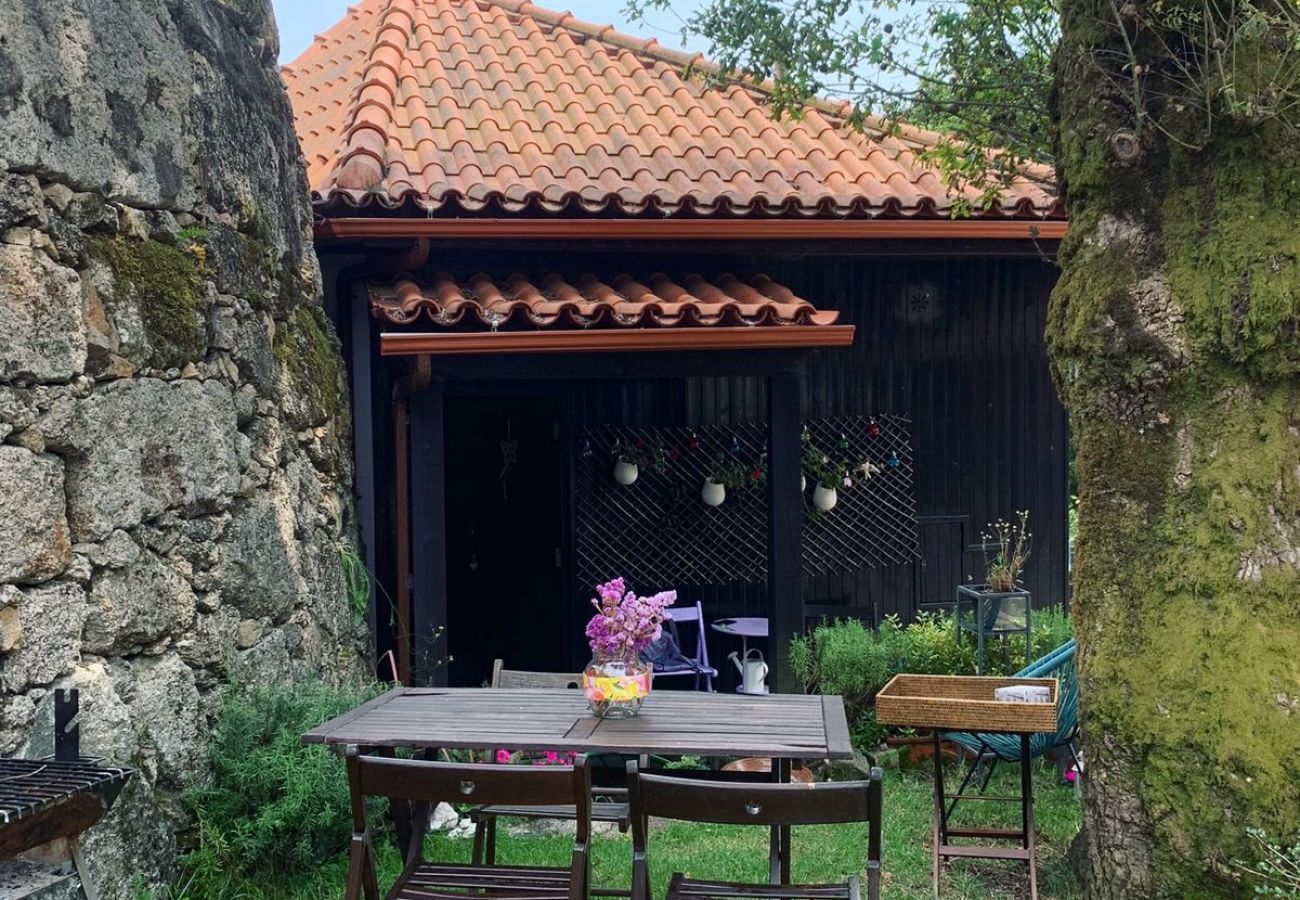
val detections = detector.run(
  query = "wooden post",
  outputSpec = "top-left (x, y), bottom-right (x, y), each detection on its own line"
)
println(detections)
top-left (409, 380), bottom-right (448, 686)
top-left (766, 373), bottom-right (802, 693)
top-left (348, 288), bottom-right (379, 640)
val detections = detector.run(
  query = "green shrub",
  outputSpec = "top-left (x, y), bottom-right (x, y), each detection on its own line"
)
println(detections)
top-left (793, 607), bottom-right (1074, 753)
top-left (1238, 828), bottom-right (1300, 897)
top-left (180, 680), bottom-right (385, 897)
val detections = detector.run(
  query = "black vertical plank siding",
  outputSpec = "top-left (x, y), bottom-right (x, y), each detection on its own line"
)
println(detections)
top-left (362, 247), bottom-right (1067, 661)
top-left (410, 383), bottom-right (448, 686)
top-left (675, 252), bottom-right (1064, 623)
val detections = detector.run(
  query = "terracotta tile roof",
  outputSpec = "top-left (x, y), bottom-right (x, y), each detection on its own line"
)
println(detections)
top-left (283, 0), bottom-right (1063, 220)
top-left (368, 273), bottom-right (841, 328)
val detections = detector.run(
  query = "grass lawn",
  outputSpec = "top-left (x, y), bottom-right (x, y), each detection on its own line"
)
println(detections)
top-left (180, 760), bottom-right (1080, 900)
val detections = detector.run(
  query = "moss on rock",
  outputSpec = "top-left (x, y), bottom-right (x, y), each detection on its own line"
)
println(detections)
top-left (274, 305), bottom-right (342, 428)
top-left (93, 237), bottom-right (206, 369)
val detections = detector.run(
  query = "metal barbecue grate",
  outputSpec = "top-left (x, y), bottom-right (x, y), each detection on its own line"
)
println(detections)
top-left (0, 758), bottom-right (133, 825)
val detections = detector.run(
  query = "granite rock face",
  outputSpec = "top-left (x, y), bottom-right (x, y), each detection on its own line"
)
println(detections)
top-left (0, 446), bottom-right (70, 583)
top-left (0, 0), bottom-right (367, 894)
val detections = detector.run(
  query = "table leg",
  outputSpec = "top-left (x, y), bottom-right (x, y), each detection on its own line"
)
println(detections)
top-left (1021, 734), bottom-right (1039, 900)
top-left (768, 757), bottom-right (791, 885)
top-left (931, 730), bottom-right (944, 900)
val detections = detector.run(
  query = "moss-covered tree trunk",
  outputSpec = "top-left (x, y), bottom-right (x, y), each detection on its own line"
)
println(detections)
top-left (1050, 1), bottom-right (1300, 896)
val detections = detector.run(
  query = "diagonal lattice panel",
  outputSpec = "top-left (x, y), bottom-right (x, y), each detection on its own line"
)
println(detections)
top-left (574, 417), bottom-right (919, 588)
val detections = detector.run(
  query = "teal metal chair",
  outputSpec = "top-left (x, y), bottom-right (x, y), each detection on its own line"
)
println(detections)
top-left (943, 639), bottom-right (1079, 798)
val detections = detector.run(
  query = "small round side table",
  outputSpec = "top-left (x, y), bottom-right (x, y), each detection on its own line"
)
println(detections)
top-left (710, 617), bottom-right (770, 694)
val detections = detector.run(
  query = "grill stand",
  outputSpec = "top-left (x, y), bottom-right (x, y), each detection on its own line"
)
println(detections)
top-left (0, 691), bottom-right (133, 900)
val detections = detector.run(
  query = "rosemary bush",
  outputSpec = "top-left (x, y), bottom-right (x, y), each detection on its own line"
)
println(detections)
top-left (180, 679), bottom-right (385, 897)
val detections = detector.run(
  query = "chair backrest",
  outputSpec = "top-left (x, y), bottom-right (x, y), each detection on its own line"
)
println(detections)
top-left (626, 763), bottom-right (881, 897)
top-left (945, 638), bottom-right (1078, 757)
top-left (665, 602), bottom-right (711, 669)
top-left (491, 659), bottom-right (583, 689)
top-left (627, 763), bottom-right (881, 828)
top-left (1018, 638), bottom-right (1076, 679)
top-left (348, 750), bottom-right (592, 830)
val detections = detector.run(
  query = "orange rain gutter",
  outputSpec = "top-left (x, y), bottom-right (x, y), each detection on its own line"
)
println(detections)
top-left (380, 325), bottom-right (856, 357)
top-left (317, 218), bottom-right (1067, 242)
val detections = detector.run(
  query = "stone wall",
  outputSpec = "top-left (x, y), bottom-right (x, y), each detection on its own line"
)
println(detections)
top-left (0, 0), bottom-right (368, 893)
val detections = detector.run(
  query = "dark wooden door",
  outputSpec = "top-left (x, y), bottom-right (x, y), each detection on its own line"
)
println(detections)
top-left (444, 394), bottom-right (565, 686)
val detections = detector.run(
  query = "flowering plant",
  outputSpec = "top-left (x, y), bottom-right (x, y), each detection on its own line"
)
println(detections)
top-left (981, 510), bottom-right (1031, 592)
top-left (585, 577), bottom-right (676, 658)
top-left (496, 748), bottom-right (578, 767)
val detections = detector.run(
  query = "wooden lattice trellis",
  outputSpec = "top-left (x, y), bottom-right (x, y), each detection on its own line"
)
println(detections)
top-left (574, 416), bottom-right (919, 588)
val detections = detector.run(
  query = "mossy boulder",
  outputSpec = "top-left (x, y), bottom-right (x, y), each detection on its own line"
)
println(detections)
top-left (92, 237), bottom-right (206, 370)
top-left (274, 305), bottom-right (343, 429)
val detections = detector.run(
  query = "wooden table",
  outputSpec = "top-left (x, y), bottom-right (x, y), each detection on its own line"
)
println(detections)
top-left (306, 687), bottom-right (854, 882)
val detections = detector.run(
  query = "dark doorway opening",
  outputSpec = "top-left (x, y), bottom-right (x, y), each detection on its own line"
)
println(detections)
top-left (444, 393), bottom-right (567, 686)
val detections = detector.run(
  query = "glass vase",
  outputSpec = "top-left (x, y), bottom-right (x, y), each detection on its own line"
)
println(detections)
top-left (583, 652), bottom-right (652, 719)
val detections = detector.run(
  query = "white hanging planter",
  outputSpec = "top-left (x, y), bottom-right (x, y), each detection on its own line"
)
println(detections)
top-left (701, 478), bottom-right (726, 507)
top-left (813, 483), bottom-right (839, 512)
top-left (800, 474), bottom-right (807, 492)
top-left (613, 460), bottom-right (639, 486)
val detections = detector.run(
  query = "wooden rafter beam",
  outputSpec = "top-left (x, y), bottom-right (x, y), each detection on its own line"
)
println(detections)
top-left (380, 326), bottom-right (856, 356)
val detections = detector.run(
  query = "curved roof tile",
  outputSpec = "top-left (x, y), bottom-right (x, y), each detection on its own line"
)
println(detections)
top-left (284, 0), bottom-right (1063, 220)
top-left (369, 273), bottom-right (842, 329)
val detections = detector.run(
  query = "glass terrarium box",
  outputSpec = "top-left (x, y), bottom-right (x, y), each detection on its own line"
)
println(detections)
top-left (954, 584), bottom-right (1032, 673)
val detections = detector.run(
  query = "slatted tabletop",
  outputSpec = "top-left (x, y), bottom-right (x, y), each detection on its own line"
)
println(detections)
top-left (303, 688), bottom-right (854, 760)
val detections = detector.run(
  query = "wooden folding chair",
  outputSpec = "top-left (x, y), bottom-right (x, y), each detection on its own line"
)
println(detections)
top-left (626, 762), bottom-right (883, 900)
top-left (344, 749), bottom-right (592, 900)
top-left (472, 661), bottom-right (632, 873)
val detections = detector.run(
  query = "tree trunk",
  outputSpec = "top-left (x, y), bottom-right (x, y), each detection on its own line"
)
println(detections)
top-left (1050, 1), bottom-right (1300, 896)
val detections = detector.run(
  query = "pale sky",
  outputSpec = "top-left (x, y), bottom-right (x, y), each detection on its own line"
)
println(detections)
top-left (272, 0), bottom-right (710, 64)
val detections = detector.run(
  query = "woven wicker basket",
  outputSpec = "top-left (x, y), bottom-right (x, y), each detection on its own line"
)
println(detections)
top-left (875, 674), bottom-right (1059, 733)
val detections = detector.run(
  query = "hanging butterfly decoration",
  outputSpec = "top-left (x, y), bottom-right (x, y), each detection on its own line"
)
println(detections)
top-left (887, 451), bottom-right (901, 470)
top-left (867, 419), bottom-right (882, 439)
top-left (581, 437), bottom-right (594, 460)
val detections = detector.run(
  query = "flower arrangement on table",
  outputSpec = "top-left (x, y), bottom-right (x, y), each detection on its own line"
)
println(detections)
top-left (583, 577), bottom-right (676, 719)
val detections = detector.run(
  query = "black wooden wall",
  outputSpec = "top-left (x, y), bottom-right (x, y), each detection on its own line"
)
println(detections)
top-left (336, 240), bottom-right (1068, 675)
top-left (556, 248), bottom-right (1067, 635)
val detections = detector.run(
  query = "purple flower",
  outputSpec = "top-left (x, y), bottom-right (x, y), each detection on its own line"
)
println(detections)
top-left (585, 578), bottom-right (676, 656)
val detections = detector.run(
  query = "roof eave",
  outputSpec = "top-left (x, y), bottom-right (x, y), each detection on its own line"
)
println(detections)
top-left (380, 325), bottom-right (857, 356)
top-left (317, 217), bottom-right (1068, 243)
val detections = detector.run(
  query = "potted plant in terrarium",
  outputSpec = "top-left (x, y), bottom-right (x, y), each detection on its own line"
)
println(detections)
top-left (957, 510), bottom-right (1033, 660)
top-left (583, 578), bottom-right (675, 719)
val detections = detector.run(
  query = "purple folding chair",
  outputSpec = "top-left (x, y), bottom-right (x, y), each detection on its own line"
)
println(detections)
top-left (647, 602), bottom-right (717, 692)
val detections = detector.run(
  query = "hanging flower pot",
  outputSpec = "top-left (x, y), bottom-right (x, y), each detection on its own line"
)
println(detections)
top-left (801, 474), bottom-right (807, 492)
top-left (613, 460), bottom-right (639, 485)
top-left (813, 482), bottom-right (839, 512)
top-left (701, 477), bottom-right (726, 507)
